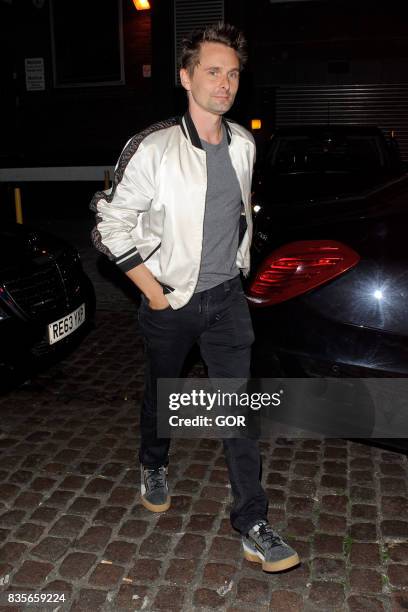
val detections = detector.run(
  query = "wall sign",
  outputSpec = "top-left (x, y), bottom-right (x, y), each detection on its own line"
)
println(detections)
top-left (25, 57), bottom-right (45, 91)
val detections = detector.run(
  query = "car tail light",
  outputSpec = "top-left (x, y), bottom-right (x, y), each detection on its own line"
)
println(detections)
top-left (247, 240), bottom-right (360, 307)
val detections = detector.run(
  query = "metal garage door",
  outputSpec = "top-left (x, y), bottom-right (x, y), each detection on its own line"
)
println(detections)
top-left (276, 84), bottom-right (408, 160)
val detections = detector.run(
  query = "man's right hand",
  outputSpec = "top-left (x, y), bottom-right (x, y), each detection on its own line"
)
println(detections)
top-left (125, 263), bottom-right (171, 310)
top-left (147, 293), bottom-right (170, 310)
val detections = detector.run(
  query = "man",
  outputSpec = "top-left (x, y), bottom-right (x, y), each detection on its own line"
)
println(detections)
top-left (91, 23), bottom-right (299, 573)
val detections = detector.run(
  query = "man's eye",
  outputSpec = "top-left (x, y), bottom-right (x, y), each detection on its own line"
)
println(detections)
top-left (209, 70), bottom-right (218, 76)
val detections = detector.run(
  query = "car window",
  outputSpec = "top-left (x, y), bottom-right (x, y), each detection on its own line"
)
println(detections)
top-left (268, 134), bottom-right (385, 173)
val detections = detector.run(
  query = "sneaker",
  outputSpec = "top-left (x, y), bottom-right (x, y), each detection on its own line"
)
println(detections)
top-left (242, 520), bottom-right (300, 572)
top-left (140, 465), bottom-right (170, 512)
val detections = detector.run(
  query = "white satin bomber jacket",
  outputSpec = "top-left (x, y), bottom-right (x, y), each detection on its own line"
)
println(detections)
top-left (91, 112), bottom-right (255, 309)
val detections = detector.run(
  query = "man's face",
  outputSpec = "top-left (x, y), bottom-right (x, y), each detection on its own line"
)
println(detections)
top-left (180, 42), bottom-right (240, 117)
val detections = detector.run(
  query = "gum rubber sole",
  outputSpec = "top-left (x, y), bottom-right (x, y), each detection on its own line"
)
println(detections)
top-left (243, 548), bottom-right (300, 572)
top-left (141, 495), bottom-right (171, 512)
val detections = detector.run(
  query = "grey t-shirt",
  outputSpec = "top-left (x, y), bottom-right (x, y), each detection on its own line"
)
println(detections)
top-left (195, 127), bottom-right (242, 293)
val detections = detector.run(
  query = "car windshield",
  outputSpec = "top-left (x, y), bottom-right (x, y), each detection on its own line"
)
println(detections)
top-left (268, 133), bottom-right (386, 173)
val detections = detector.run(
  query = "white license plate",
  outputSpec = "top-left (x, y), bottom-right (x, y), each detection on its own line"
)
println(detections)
top-left (48, 303), bottom-right (86, 345)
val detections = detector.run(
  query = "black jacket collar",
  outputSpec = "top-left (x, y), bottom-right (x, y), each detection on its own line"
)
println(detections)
top-left (180, 111), bottom-right (232, 149)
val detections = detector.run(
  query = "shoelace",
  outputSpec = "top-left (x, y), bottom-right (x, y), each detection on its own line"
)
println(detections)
top-left (256, 522), bottom-right (283, 548)
top-left (145, 467), bottom-right (167, 492)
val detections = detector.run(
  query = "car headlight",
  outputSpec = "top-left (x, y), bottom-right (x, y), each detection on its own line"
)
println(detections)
top-left (0, 303), bottom-right (10, 321)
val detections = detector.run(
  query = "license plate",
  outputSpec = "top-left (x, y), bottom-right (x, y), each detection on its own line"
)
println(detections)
top-left (48, 303), bottom-right (86, 345)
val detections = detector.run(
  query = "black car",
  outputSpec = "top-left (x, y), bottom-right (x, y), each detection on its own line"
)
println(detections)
top-left (246, 125), bottom-right (408, 447)
top-left (0, 224), bottom-right (96, 389)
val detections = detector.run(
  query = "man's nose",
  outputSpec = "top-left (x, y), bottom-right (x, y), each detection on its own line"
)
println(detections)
top-left (219, 73), bottom-right (230, 90)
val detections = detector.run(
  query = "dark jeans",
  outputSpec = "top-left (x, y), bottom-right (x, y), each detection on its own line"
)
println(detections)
top-left (137, 276), bottom-right (268, 535)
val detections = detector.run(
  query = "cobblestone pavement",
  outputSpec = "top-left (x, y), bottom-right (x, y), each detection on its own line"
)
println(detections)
top-left (1, 237), bottom-right (408, 610)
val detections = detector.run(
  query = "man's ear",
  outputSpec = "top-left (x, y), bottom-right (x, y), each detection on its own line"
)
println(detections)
top-left (180, 68), bottom-right (191, 91)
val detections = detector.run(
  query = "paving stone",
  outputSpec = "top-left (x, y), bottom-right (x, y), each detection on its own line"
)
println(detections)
top-left (67, 496), bottom-right (100, 516)
top-left (42, 462), bottom-right (66, 475)
top-left (84, 478), bottom-right (115, 495)
top-left (379, 463), bottom-right (405, 476)
top-left (269, 459), bottom-right (291, 471)
top-left (13, 560), bottom-right (53, 586)
top-left (201, 485), bottom-right (230, 501)
top-left (236, 577), bottom-right (269, 604)
top-left (208, 537), bottom-right (242, 562)
top-left (351, 504), bottom-right (377, 521)
top-left (266, 488), bottom-right (286, 505)
top-left (350, 522), bottom-right (378, 541)
top-left (88, 562), bottom-right (125, 587)
top-left (286, 518), bottom-right (315, 538)
top-left (49, 515), bottom-right (85, 538)
top-left (289, 479), bottom-right (317, 497)
top-left (0, 542), bottom-right (27, 564)
top-left (139, 533), bottom-right (172, 557)
top-left (71, 588), bottom-right (107, 611)
top-left (103, 540), bottom-right (137, 564)
top-left (320, 495), bottom-right (348, 514)
top-left (381, 520), bottom-right (408, 540)
top-left (287, 496), bottom-right (314, 515)
top-left (193, 588), bottom-right (226, 608)
top-left (293, 463), bottom-right (319, 478)
top-left (183, 464), bottom-right (208, 479)
top-left (269, 590), bottom-right (303, 612)
top-left (29, 506), bottom-right (59, 525)
top-left (350, 458), bottom-right (374, 470)
top-left (14, 522), bottom-right (45, 543)
top-left (118, 519), bottom-right (149, 539)
top-left (75, 462), bottom-right (99, 475)
top-left (13, 491), bottom-right (43, 510)
top-left (324, 447), bottom-right (347, 459)
top-left (8, 470), bottom-right (32, 486)
top-left (266, 472), bottom-right (287, 487)
top-left (388, 564), bottom-right (408, 588)
top-left (192, 499), bottom-right (221, 514)
top-left (350, 568), bottom-right (383, 593)
top-left (272, 447), bottom-right (293, 458)
top-left (59, 476), bottom-right (86, 490)
top-left (127, 558), bottom-right (162, 582)
top-left (107, 486), bottom-right (136, 506)
top-left (347, 595), bottom-right (386, 611)
top-left (114, 584), bottom-right (150, 610)
top-left (381, 496), bottom-right (408, 517)
top-left (287, 538), bottom-right (311, 560)
top-left (350, 470), bottom-right (375, 484)
top-left (153, 586), bottom-right (186, 610)
top-left (387, 543), bottom-right (408, 563)
top-left (350, 486), bottom-right (376, 502)
top-left (100, 463), bottom-right (125, 478)
top-left (313, 534), bottom-right (344, 555)
top-left (174, 479), bottom-right (201, 493)
top-left (323, 460), bottom-right (347, 475)
top-left (392, 593), bottom-right (408, 610)
top-left (93, 506), bottom-right (127, 524)
top-left (308, 581), bottom-right (345, 606)
top-left (202, 562), bottom-right (237, 588)
top-left (350, 543), bottom-right (381, 567)
top-left (156, 515), bottom-right (183, 532)
top-left (380, 478), bottom-right (407, 495)
top-left (321, 474), bottom-right (347, 490)
top-left (312, 557), bottom-right (346, 578)
top-left (58, 552), bottom-right (97, 579)
top-left (186, 514), bottom-right (216, 532)
top-left (165, 557), bottom-right (199, 585)
top-left (45, 490), bottom-right (75, 508)
top-left (275, 562), bottom-right (309, 589)
top-left (318, 513), bottom-right (347, 533)
top-left (31, 537), bottom-right (71, 562)
top-left (174, 533), bottom-right (206, 558)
